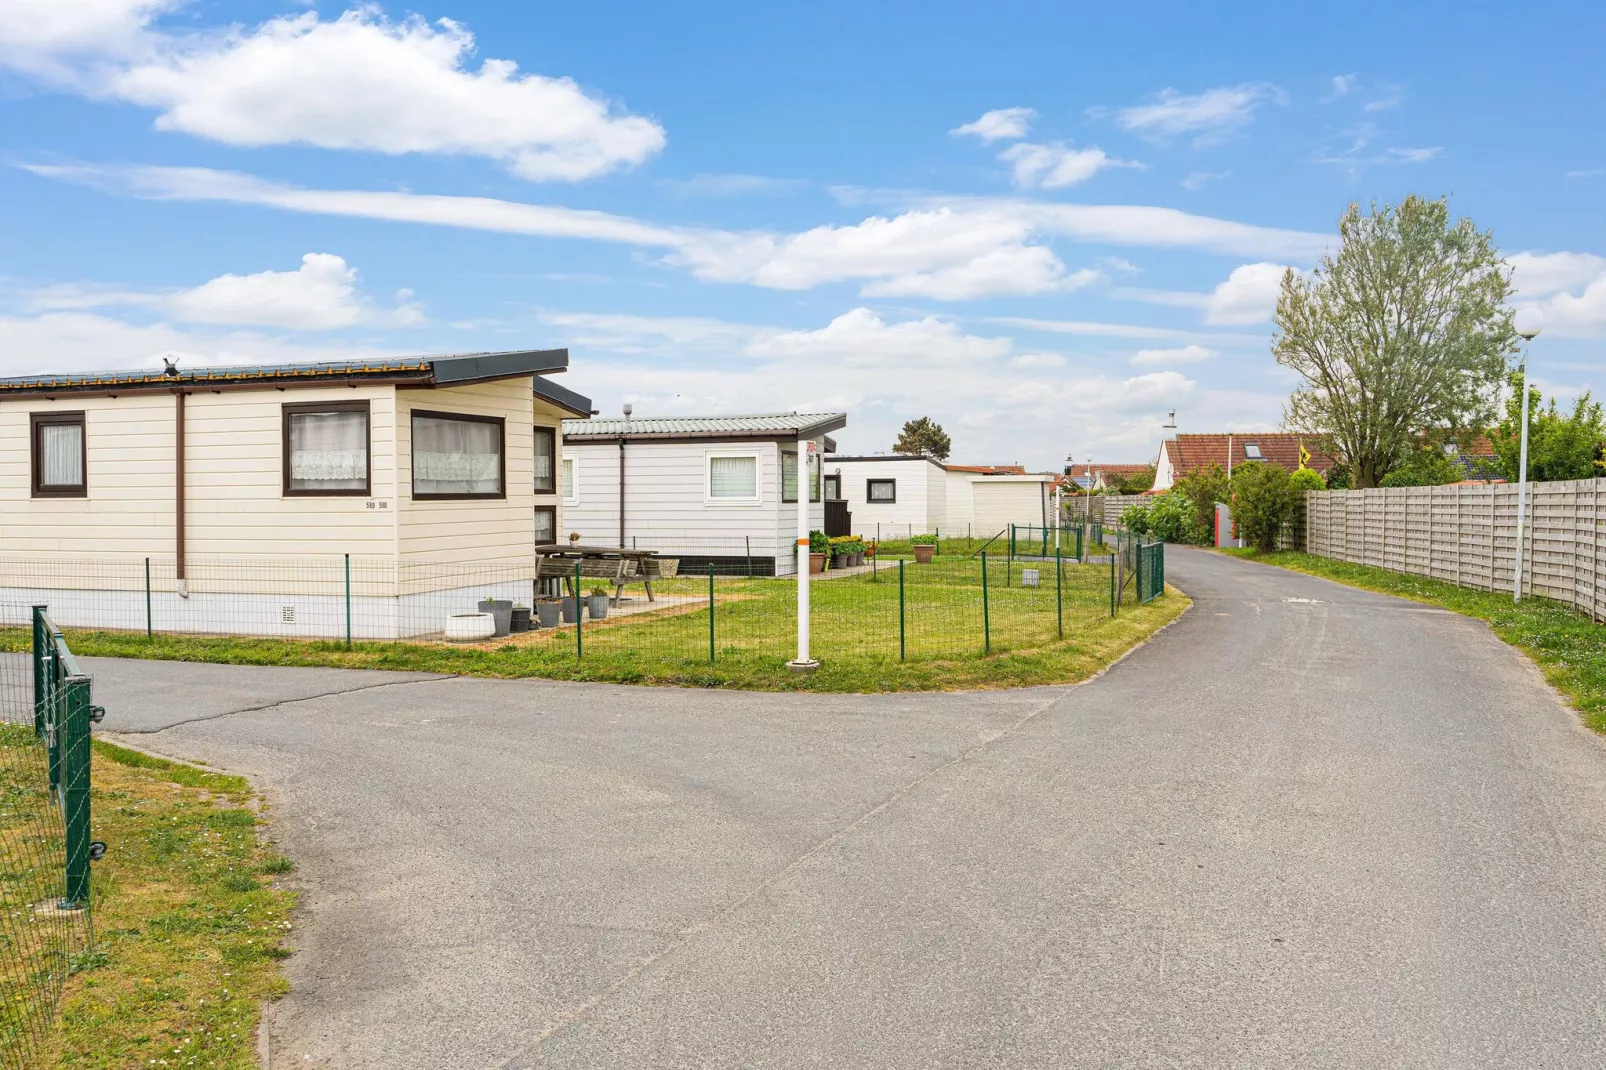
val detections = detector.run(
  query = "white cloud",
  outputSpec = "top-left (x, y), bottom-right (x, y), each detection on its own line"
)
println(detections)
top-left (1180, 170), bottom-right (1229, 191)
top-left (1328, 74), bottom-right (1356, 98)
top-left (1097, 83), bottom-right (1284, 145)
top-left (951, 107), bottom-right (1036, 142)
top-left (1566, 169), bottom-right (1605, 179)
top-left (661, 173), bottom-right (807, 197)
top-left (27, 253), bottom-right (422, 330)
top-left (1131, 344), bottom-right (1216, 366)
top-left (1009, 352), bottom-right (1065, 368)
top-left (1204, 262), bottom-right (1290, 324)
top-left (1508, 251), bottom-right (1606, 338)
top-left (987, 315), bottom-right (1265, 345)
top-left (29, 163), bottom-right (1334, 301)
top-left (748, 308), bottom-right (1012, 364)
top-left (1000, 142), bottom-right (1140, 189)
top-left (3, 7), bottom-right (665, 182)
top-left (0, 0), bottom-right (175, 78)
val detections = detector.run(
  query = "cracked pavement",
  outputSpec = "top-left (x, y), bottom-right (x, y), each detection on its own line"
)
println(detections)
top-left (92, 548), bottom-right (1606, 1069)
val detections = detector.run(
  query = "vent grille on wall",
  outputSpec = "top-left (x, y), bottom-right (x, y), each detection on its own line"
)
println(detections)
top-left (281, 605), bottom-right (296, 624)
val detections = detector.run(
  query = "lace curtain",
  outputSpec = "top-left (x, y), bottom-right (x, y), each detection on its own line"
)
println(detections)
top-left (710, 456), bottom-right (757, 498)
top-left (39, 423), bottom-right (83, 487)
top-left (413, 414), bottom-right (502, 495)
top-left (289, 410), bottom-right (368, 491)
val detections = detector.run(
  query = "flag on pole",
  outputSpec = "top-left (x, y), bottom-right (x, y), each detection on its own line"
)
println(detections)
top-left (1298, 440), bottom-right (1311, 468)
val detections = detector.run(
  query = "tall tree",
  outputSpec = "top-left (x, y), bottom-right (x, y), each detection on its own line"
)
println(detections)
top-left (893, 416), bottom-right (952, 461)
top-left (1273, 196), bottom-right (1518, 488)
top-left (1489, 374), bottom-right (1606, 482)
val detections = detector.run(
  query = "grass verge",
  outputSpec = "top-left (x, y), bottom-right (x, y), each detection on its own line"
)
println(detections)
top-left (1222, 549), bottom-right (1606, 733)
top-left (33, 741), bottom-right (293, 1069)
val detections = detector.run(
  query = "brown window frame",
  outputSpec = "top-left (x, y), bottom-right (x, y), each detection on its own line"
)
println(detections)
top-left (823, 474), bottom-right (841, 500)
top-left (282, 400), bottom-right (372, 498)
top-left (533, 504), bottom-right (558, 545)
top-left (30, 411), bottom-right (87, 498)
top-left (410, 408), bottom-right (507, 501)
top-left (532, 425), bottom-right (557, 494)
top-left (867, 478), bottom-right (897, 503)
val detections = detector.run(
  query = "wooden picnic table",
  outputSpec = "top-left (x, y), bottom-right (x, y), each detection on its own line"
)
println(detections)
top-left (533, 545), bottom-right (679, 604)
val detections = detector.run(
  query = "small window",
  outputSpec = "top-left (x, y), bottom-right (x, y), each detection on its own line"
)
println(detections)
top-left (710, 455), bottom-right (759, 500)
top-left (412, 410), bottom-right (505, 500)
top-left (31, 411), bottom-right (85, 497)
top-left (823, 474), bottom-right (841, 499)
top-left (284, 401), bottom-right (370, 496)
top-left (533, 427), bottom-right (556, 493)
top-left (867, 478), bottom-right (896, 503)
top-left (1242, 443), bottom-right (1262, 460)
top-left (561, 454), bottom-right (578, 503)
top-left (781, 450), bottom-right (821, 503)
top-left (534, 505), bottom-right (557, 545)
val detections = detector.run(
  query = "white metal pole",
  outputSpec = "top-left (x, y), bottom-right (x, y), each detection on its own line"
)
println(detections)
top-left (1514, 353), bottom-right (1532, 604)
top-left (790, 435), bottom-right (818, 668)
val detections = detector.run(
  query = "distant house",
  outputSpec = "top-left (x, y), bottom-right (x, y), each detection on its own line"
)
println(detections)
top-left (0, 350), bottom-right (593, 638)
top-left (1152, 433), bottom-right (1337, 491)
top-left (823, 454), bottom-right (1061, 538)
top-left (1065, 463), bottom-right (1153, 493)
top-left (560, 412), bottom-right (846, 575)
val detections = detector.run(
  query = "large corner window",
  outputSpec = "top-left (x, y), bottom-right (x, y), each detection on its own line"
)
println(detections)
top-left (867, 478), bottom-right (897, 503)
top-left (781, 450), bottom-right (821, 503)
top-left (31, 411), bottom-right (85, 498)
top-left (533, 426), bottom-right (556, 493)
top-left (412, 410), bottom-right (505, 500)
top-left (283, 401), bottom-right (370, 496)
top-left (709, 453), bottom-right (760, 502)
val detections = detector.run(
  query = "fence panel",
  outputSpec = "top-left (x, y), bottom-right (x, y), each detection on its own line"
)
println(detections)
top-left (1301, 479), bottom-right (1606, 622)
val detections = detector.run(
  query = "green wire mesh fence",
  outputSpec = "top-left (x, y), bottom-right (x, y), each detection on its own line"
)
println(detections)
top-left (0, 605), bottom-right (95, 1066)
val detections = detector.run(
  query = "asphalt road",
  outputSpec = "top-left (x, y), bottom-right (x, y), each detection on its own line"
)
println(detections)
top-left (93, 547), bottom-right (1606, 1069)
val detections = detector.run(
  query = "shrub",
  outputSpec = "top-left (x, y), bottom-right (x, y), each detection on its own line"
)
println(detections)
top-left (1379, 446), bottom-right (1463, 487)
top-left (808, 530), bottom-right (829, 554)
top-left (1229, 461), bottom-right (1298, 551)
top-left (1174, 465), bottom-right (1230, 544)
top-left (1147, 492), bottom-right (1206, 544)
top-left (1288, 467), bottom-right (1327, 493)
top-left (910, 533), bottom-right (938, 546)
top-left (1121, 502), bottom-right (1152, 534)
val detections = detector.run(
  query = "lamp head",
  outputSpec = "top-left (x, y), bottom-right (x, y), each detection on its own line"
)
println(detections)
top-left (1514, 306), bottom-right (1544, 341)
top-left (622, 402), bottom-right (633, 417)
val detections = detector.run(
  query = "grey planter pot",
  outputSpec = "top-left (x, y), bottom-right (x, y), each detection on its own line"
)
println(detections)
top-left (535, 602), bottom-right (560, 628)
top-left (509, 607), bottom-right (532, 633)
top-left (477, 599), bottom-right (513, 637)
top-left (586, 594), bottom-right (610, 620)
top-left (560, 597), bottom-right (580, 623)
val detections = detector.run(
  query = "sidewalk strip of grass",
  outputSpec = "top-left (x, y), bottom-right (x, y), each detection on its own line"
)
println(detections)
top-left (1222, 549), bottom-right (1606, 733)
top-left (32, 741), bottom-right (293, 1069)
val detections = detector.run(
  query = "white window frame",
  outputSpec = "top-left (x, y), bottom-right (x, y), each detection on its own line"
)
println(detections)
top-left (561, 451), bottom-right (580, 505)
top-left (704, 449), bottom-right (763, 506)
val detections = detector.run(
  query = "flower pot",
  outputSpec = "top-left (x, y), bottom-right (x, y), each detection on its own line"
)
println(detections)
top-left (477, 599), bottom-right (513, 637)
top-left (535, 602), bottom-right (560, 629)
top-left (586, 594), bottom-right (610, 620)
top-left (509, 607), bottom-right (532, 633)
top-left (560, 596), bottom-right (580, 623)
top-left (444, 612), bottom-right (496, 642)
top-left (809, 552), bottom-right (826, 574)
top-left (913, 544), bottom-right (935, 564)
top-left (852, 552), bottom-right (864, 567)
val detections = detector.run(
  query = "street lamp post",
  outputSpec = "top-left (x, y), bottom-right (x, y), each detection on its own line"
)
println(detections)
top-left (1512, 307), bottom-right (1544, 604)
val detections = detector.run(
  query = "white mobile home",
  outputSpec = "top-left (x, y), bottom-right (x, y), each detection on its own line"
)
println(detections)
top-left (823, 454), bottom-right (948, 539)
top-left (0, 350), bottom-right (593, 638)
top-left (559, 413), bottom-right (846, 575)
top-left (944, 466), bottom-right (1060, 537)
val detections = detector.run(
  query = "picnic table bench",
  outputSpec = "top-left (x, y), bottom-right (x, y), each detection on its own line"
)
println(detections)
top-left (535, 545), bottom-right (681, 604)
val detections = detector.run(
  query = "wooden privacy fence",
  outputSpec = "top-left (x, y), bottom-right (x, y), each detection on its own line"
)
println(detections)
top-left (1303, 479), bottom-right (1606, 622)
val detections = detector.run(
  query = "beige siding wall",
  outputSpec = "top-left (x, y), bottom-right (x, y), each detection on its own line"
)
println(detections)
top-left (397, 378), bottom-right (536, 566)
top-left (185, 385), bottom-right (399, 557)
top-left (970, 480), bottom-right (1050, 533)
top-left (0, 394), bottom-right (177, 556)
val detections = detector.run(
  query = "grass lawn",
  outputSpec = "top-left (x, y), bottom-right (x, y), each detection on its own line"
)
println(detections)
top-left (1223, 549), bottom-right (1606, 733)
top-left (1, 556), bottom-right (1185, 693)
top-left (22, 741), bottom-right (294, 1069)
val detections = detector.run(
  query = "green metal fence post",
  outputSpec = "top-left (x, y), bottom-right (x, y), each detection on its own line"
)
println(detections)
top-left (31, 605), bottom-right (47, 738)
top-left (981, 551), bottom-right (991, 654)
top-left (144, 557), bottom-right (153, 639)
top-left (1056, 546), bottom-right (1063, 639)
top-left (574, 560), bottom-right (583, 659)
top-left (1109, 538), bottom-right (1116, 617)
top-left (708, 563), bottom-right (716, 664)
top-left (59, 675), bottom-right (93, 910)
top-left (1135, 538), bottom-right (1143, 606)
top-left (344, 553), bottom-right (353, 650)
top-left (898, 559), bottom-right (906, 661)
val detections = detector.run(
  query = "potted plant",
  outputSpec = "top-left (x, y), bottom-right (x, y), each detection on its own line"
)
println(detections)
top-left (808, 529), bottom-right (828, 574)
top-left (535, 597), bottom-right (561, 629)
top-left (849, 537), bottom-right (866, 566)
top-left (911, 533), bottom-right (937, 563)
top-left (586, 585), bottom-right (611, 620)
top-left (509, 603), bottom-right (532, 633)
top-left (476, 595), bottom-right (513, 637)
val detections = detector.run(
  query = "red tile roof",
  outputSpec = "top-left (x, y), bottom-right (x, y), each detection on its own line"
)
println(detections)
top-left (945, 463), bottom-right (1028, 474)
top-left (1067, 463), bottom-right (1152, 480)
top-left (1163, 433), bottom-right (1337, 476)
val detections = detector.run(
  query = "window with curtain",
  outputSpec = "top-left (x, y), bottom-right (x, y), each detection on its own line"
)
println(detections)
top-left (31, 412), bottom-right (85, 497)
top-left (782, 451), bottom-right (821, 503)
top-left (561, 456), bottom-right (577, 501)
top-left (412, 411), bottom-right (504, 498)
top-left (284, 403), bottom-right (369, 495)
top-left (868, 478), bottom-right (896, 503)
top-left (710, 455), bottom-right (758, 499)
top-left (534, 505), bottom-right (557, 544)
top-left (533, 427), bottom-right (556, 493)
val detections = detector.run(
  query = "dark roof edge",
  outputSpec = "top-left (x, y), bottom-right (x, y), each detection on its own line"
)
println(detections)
top-left (432, 349), bottom-right (569, 385)
top-left (533, 375), bottom-right (593, 417)
top-left (824, 454), bottom-right (945, 467)
top-left (564, 414), bottom-right (847, 444)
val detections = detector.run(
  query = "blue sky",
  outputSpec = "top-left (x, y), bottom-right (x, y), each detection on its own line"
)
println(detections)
top-left (2, 1), bottom-right (1602, 467)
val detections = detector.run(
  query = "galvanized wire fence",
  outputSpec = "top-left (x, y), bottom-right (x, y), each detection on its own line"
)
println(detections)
top-left (0, 604), bottom-right (96, 1066)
